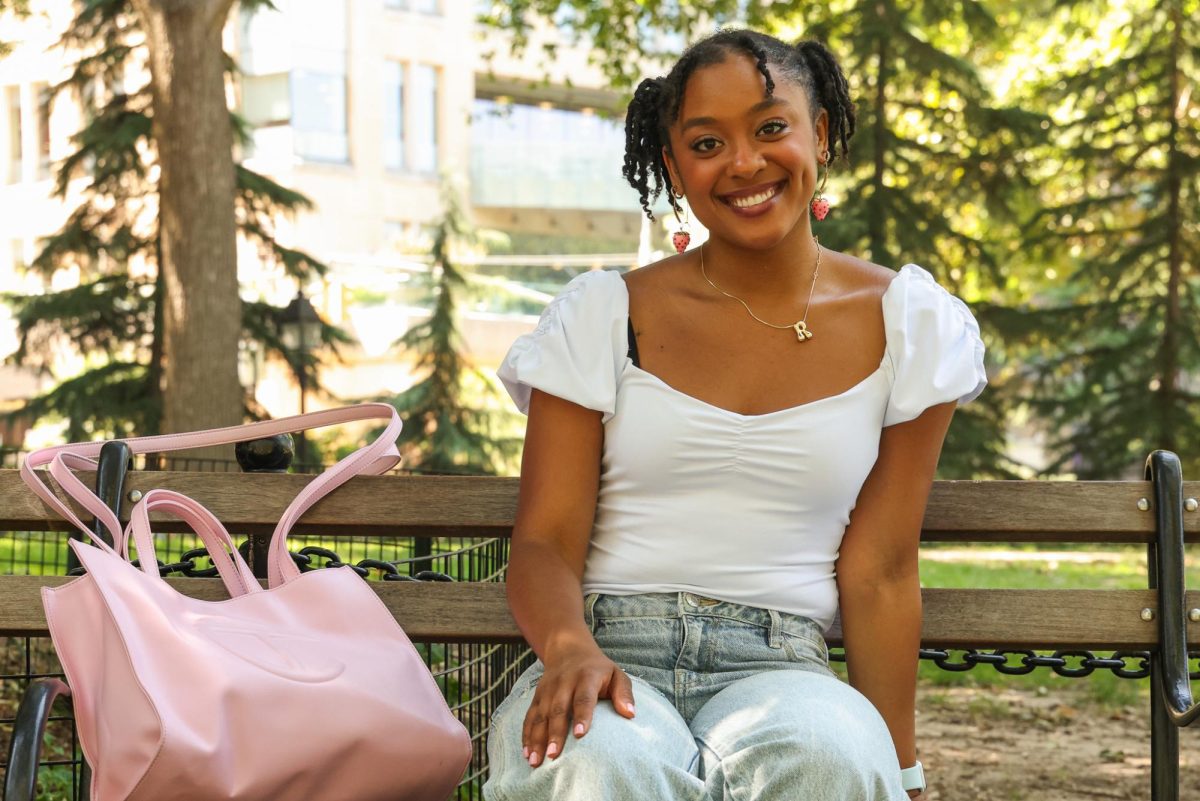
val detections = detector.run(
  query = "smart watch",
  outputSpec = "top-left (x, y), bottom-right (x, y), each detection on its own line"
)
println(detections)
top-left (900, 761), bottom-right (926, 793)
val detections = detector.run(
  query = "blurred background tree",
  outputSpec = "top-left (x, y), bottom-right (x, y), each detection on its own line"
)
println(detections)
top-left (377, 182), bottom-right (521, 476)
top-left (989, 0), bottom-right (1200, 478)
top-left (1, 0), bottom-right (349, 444)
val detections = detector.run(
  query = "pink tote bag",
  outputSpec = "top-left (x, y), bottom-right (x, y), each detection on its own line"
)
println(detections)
top-left (21, 404), bottom-right (472, 801)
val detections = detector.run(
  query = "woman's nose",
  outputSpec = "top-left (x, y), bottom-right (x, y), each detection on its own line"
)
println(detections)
top-left (728, 140), bottom-right (766, 177)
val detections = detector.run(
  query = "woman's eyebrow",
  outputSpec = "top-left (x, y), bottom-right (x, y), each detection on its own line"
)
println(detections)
top-left (679, 97), bottom-right (791, 133)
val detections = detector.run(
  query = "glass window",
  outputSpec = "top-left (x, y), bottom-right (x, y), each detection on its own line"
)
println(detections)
top-left (243, 73), bottom-right (291, 127)
top-left (383, 62), bottom-right (404, 171)
top-left (384, 0), bottom-right (441, 14)
top-left (291, 70), bottom-right (348, 162)
top-left (288, 0), bottom-right (348, 163)
top-left (6, 86), bottom-right (21, 184)
top-left (411, 65), bottom-right (438, 174)
top-left (470, 98), bottom-right (634, 211)
top-left (35, 83), bottom-right (51, 179)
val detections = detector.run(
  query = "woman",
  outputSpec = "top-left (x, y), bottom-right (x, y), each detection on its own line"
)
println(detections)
top-left (486, 29), bottom-right (986, 801)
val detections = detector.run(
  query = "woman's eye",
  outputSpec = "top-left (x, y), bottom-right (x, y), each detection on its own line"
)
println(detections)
top-left (690, 137), bottom-right (720, 153)
top-left (759, 120), bottom-right (788, 136)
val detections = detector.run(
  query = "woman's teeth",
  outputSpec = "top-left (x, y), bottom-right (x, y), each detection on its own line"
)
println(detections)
top-left (730, 186), bottom-right (779, 208)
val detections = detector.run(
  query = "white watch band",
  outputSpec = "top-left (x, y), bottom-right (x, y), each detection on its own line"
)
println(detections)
top-left (900, 762), bottom-right (926, 793)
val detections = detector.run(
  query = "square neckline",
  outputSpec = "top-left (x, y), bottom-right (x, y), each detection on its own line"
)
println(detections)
top-left (618, 267), bottom-right (905, 419)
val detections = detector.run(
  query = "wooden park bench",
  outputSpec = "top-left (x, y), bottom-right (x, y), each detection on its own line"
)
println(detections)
top-left (0, 443), bottom-right (1196, 799)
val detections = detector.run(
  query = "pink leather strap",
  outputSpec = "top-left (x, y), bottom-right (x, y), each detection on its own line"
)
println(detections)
top-left (20, 404), bottom-right (402, 584)
top-left (125, 489), bottom-right (261, 598)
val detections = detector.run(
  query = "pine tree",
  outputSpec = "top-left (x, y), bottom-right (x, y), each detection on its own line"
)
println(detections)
top-left (2, 0), bottom-right (349, 442)
top-left (384, 184), bottom-right (521, 476)
top-left (995, 0), bottom-right (1200, 478)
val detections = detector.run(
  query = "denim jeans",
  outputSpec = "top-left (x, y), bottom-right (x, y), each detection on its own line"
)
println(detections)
top-left (484, 592), bottom-right (907, 800)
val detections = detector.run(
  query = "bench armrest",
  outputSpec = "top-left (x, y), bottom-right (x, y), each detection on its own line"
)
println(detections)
top-left (1146, 451), bottom-right (1200, 726)
top-left (4, 678), bottom-right (73, 801)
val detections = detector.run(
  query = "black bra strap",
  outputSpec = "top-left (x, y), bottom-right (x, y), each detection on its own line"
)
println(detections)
top-left (626, 316), bottom-right (640, 368)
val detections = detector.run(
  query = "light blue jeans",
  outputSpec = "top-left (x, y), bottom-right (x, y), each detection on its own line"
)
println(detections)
top-left (484, 592), bottom-right (907, 800)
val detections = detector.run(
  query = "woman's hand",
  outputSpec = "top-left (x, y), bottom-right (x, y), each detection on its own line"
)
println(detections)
top-left (907, 789), bottom-right (928, 800)
top-left (522, 641), bottom-right (636, 767)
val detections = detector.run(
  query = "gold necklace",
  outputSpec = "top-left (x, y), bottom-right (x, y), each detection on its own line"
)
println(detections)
top-left (699, 235), bottom-right (821, 342)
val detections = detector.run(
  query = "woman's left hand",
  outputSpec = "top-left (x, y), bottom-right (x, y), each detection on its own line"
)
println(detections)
top-left (907, 790), bottom-right (928, 800)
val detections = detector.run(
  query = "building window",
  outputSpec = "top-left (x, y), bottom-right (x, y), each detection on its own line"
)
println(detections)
top-left (411, 65), bottom-right (438, 174)
top-left (242, 73), bottom-right (291, 127)
top-left (470, 98), bottom-right (633, 211)
top-left (292, 71), bottom-right (348, 162)
top-left (384, 0), bottom-right (441, 14)
top-left (290, 0), bottom-right (348, 163)
top-left (6, 86), bottom-right (21, 184)
top-left (383, 62), bottom-right (404, 171)
top-left (34, 83), bottom-right (51, 179)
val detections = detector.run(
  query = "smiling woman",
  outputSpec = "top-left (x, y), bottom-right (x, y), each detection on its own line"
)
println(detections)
top-left (485, 29), bottom-right (987, 801)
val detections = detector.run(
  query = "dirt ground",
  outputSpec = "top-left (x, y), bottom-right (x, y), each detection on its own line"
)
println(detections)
top-left (918, 683), bottom-right (1200, 800)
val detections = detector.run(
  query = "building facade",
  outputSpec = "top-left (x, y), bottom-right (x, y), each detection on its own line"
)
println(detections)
top-left (0, 0), bottom-right (667, 440)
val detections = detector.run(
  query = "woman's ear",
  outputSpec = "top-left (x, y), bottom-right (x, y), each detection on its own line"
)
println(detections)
top-left (814, 109), bottom-right (830, 159)
top-left (662, 146), bottom-right (683, 196)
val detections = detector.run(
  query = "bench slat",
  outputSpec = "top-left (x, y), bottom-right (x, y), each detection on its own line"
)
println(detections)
top-left (0, 577), bottom-right (1193, 649)
top-left (1, 472), bottom-right (1198, 542)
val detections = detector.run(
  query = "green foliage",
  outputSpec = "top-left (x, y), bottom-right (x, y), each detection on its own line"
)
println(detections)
top-left (3, 0), bottom-right (338, 439)
top-left (997, 0), bottom-right (1200, 478)
top-left (382, 185), bottom-right (522, 475)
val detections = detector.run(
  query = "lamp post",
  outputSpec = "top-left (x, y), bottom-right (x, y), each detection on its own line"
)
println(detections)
top-left (279, 289), bottom-right (321, 467)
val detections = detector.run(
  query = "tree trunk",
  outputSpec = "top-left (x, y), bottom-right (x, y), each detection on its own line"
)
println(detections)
top-left (134, 0), bottom-right (241, 465)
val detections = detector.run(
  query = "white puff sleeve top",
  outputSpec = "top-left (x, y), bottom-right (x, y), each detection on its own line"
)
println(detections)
top-left (498, 264), bottom-right (986, 630)
top-left (497, 271), bottom-right (628, 424)
top-left (882, 265), bottom-right (987, 426)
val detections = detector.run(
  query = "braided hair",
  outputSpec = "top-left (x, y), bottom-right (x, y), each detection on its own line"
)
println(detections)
top-left (622, 30), bottom-right (856, 220)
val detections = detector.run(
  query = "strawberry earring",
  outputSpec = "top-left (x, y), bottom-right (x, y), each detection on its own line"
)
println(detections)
top-left (671, 190), bottom-right (691, 253)
top-left (811, 151), bottom-right (831, 221)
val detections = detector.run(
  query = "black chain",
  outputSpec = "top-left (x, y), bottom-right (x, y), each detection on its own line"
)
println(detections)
top-left (74, 544), bottom-right (456, 582)
top-left (145, 544), bottom-right (455, 583)
top-left (828, 647), bottom-right (1200, 680)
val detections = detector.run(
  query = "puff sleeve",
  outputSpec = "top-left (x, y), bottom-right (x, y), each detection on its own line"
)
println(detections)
top-left (497, 270), bottom-right (629, 423)
top-left (882, 264), bottom-right (987, 427)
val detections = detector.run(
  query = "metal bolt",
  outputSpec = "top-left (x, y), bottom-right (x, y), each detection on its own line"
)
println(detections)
top-left (1187, 498), bottom-right (1198, 512)
top-left (1137, 498), bottom-right (1150, 512)
top-left (1190, 609), bottom-right (1200, 623)
top-left (128, 490), bottom-right (143, 502)
top-left (1140, 608), bottom-right (1155, 622)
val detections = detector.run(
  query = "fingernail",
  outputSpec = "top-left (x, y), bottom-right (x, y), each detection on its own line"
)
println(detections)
top-left (528, 751), bottom-right (539, 767)
top-left (574, 722), bottom-right (585, 736)
top-left (546, 742), bottom-right (559, 757)
top-left (522, 746), bottom-right (529, 759)
top-left (629, 703), bottom-right (636, 714)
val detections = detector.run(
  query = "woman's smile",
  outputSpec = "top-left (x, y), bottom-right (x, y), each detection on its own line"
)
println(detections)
top-left (719, 179), bottom-right (789, 216)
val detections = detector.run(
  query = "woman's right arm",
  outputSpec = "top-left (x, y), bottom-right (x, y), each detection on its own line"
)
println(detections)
top-left (507, 388), bottom-right (636, 768)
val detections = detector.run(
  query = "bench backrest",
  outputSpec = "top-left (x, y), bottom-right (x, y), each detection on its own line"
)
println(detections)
top-left (0, 470), bottom-right (1197, 649)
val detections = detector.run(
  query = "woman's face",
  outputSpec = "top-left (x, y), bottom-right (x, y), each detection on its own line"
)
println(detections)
top-left (664, 53), bottom-right (828, 252)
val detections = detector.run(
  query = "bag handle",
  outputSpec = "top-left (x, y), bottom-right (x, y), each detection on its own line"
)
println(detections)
top-left (124, 489), bottom-right (261, 598)
top-left (21, 403), bottom-right (403, 581)
top-left (265, 407), bottom-right (403, 587)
